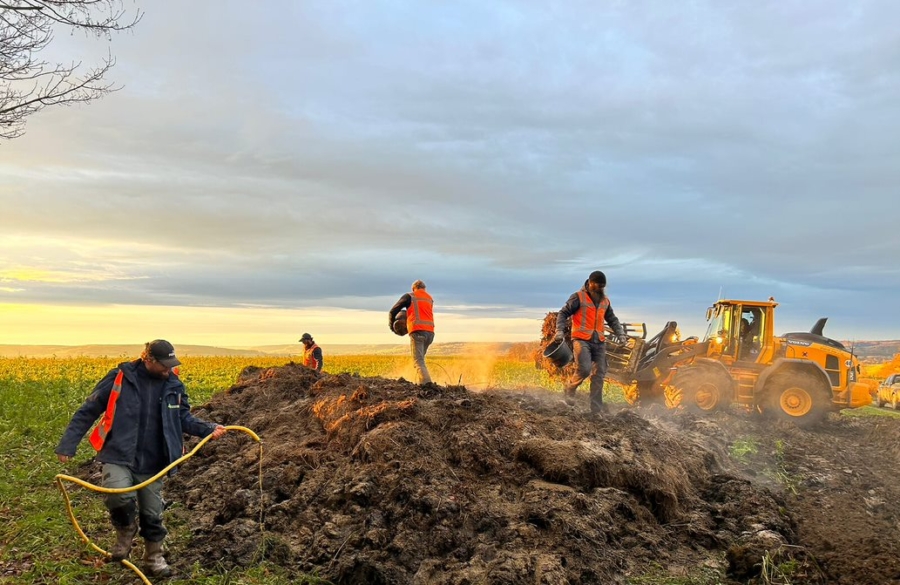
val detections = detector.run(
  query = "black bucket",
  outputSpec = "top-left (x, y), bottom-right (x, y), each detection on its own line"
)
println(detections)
top-left (392, 310), bottom-right (408, 336)
top-left (543, 339), bottom-right (573, 368)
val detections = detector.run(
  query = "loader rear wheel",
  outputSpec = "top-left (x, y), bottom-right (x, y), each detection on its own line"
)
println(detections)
top-left (764, 372), bottom-right (830, 427)
top-left (665, 366), bottom-right (733, 413)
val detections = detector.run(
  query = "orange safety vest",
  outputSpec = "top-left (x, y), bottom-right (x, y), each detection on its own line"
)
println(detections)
top-left (570, 291), bottom-right (610, 341)
top-left (88, 369), bottom-right (125, 451)
top-left (406, 289), bottom-right (435, 333)
top-left (303, 343), bottom-right (320, 370)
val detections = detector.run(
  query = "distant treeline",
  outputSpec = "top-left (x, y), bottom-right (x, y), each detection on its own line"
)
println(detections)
top-left (1, 340), bottom-right (895, 363)
top-left (848, 341), bottom-right (900, 361)
top-left (0, 342), bottom-right (542, 360)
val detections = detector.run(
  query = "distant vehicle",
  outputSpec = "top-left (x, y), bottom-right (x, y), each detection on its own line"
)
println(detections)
top-left (873, 374), bottom-right (900, 409)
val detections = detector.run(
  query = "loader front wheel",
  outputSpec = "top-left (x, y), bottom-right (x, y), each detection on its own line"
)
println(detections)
top-left (666, 366), bottom-right (733, 413)
top-left (764, 372), bottom-right (830, 427)
top-left (631, 380), bottom-right (664, 407)
top-left (623, 383), bottom-right (640, 406)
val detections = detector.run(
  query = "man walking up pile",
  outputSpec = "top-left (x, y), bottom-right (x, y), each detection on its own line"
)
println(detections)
top-left (556, 271), bottom-right (627, 415)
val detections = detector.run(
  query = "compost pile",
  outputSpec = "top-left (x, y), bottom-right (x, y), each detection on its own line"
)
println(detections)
top-left (165, 363), bottom-right (820, 585)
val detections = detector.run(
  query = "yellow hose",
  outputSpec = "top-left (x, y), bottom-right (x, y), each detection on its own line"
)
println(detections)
top-left (55, 425), bottom-right (262, 584)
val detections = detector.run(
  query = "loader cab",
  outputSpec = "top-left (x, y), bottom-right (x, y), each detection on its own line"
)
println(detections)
top-left (703, 304), bottom-right (733, 358)
top-left (738, 307), bottom-right (764, 361)
top-left (703, 300), bottom-right (776, 365)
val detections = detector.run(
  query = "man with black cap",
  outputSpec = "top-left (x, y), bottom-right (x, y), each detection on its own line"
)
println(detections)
top-left (555, 271), bottom-right (627, 415)
top-left (55, 339), bottom-right (226, 577)
top-left (299, 332), bottom-right (323, 372)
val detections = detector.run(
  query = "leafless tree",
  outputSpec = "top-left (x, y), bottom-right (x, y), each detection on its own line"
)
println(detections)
top-left (0, 1), bottom-right (141, 140)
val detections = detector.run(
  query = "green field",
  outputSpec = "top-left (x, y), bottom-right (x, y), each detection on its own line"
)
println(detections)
top-left (3, 354), bottom-right (889, 584)
top-left (0, 354), bottom-right (567, 584)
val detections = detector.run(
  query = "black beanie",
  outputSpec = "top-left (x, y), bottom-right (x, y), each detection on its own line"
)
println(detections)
top-left (588, 271), bottom-right (607, 286)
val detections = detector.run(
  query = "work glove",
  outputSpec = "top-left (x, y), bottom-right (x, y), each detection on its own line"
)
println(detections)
top-left (553, 330), bottom-right (565, 342)
top-left (615, 331), bottom-right (628, 345)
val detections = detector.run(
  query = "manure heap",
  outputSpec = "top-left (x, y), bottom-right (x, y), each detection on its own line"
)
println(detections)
top-left (168, 363), bottom-right (798, 584)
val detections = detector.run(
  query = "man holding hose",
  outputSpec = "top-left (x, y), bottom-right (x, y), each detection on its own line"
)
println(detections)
top-left (55, 339), bottom-right (226, 577)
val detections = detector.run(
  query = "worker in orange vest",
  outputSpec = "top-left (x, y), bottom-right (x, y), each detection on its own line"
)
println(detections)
top-left (55, 340), bottom-right (226, 577)
top-left (299, 332), bottom-right (323, 372)
top-left (389, 279), bottom-right (435, 384)
top-left (555, 271), bottom-right (627, 415)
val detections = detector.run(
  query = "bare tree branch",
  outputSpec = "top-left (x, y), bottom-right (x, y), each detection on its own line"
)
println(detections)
top-left (0, 0), bottom-right (141, 139)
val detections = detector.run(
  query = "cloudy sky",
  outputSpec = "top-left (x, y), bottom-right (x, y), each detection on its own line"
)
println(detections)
top-left (1, 1), bottom-right (899, 347)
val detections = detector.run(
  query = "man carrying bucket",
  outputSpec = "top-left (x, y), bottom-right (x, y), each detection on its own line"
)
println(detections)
top-left (555, 271), bottom-right (627, 415)
top-left (389, 280), bottom-right (435, 385)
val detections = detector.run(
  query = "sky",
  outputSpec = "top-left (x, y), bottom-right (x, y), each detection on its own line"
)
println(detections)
top-left (1, 1), bottom-right (899, 348)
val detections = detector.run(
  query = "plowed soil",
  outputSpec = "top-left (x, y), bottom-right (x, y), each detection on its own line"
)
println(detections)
top-left (161, 364), bottom-right (900, 584)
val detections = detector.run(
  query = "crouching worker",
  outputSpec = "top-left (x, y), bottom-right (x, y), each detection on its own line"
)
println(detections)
top-left (55, 340), bottom-right (226, 577)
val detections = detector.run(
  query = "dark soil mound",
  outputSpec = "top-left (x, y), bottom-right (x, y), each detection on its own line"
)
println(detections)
top-left (166, 364), bottom-right (807, 584)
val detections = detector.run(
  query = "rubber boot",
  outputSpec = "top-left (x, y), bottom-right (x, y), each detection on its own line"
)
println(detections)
top-left (143, 540), bottom-right (172, 577)
top-left (110, 518), bottom-right (139, 561)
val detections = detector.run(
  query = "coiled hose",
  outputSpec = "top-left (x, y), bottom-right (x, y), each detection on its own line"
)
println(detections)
top-left (55, 425), bottom-right (262, 584)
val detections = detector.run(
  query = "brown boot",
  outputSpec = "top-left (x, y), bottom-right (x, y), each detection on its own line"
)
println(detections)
top-left (143, 540), bottom-right (172, 577)
top-left (110, 519), bottom-right (139, 561)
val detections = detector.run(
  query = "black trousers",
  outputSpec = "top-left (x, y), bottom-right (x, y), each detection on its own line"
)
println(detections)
top-left (564, 339), bottom-right (608, 412)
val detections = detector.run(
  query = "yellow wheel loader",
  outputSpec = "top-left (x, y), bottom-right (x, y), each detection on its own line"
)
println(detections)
top-left (539, 298), bottom-right (871, 427)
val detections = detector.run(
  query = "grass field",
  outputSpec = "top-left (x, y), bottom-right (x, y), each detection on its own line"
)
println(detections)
top-left (1, 355), bottom-right (892, 584)
top-left (0, 354), bottom-right (568, 584)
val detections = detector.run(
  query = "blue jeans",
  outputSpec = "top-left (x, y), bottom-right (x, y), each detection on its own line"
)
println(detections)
top-left (102, 463), bottom-right (167, 542)
top-left (564, 339), bottom-right (608, 412)
top-left (409, 330), bottom-right (434, 384)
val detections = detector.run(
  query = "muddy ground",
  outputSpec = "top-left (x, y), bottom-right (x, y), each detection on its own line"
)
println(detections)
top-left (161, 364), bottom-right (900, 584)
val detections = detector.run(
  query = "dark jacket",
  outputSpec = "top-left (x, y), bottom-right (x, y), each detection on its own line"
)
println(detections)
top-left (557, 281), bottom-right (625, 342)
top-left (388, 293), bottom-right (412, 325)
top-left (55, 359), bottom-right (216, 473)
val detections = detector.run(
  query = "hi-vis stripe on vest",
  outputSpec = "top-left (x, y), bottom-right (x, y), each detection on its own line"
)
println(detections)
top-left (407, 289), bottom-right (434, 333)
top-left (88, 370), bottom-right (125, 451)
top-left (303, 343), bottom-right (320, 370)
top-left (571, 291), bottom-right (610, 341)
